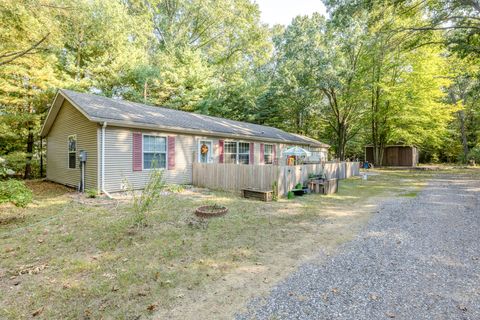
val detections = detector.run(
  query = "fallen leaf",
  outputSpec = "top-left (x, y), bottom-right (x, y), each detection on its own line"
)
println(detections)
top-left (32, 307), bottom-right (44, 317)
top-left (147, 304), bottom-right (157, 311)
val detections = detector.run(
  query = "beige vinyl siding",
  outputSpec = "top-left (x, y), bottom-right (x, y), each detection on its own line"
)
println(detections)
top-left (46, 101), bottom-right (98, 189)
top-left (103, 126), bottom-right (198, 192)
top-left (102, 127), bottom-right (292, 192)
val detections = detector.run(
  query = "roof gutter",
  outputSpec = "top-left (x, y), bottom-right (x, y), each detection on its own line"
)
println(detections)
top-left (91, 118), bottom-right (329, 148)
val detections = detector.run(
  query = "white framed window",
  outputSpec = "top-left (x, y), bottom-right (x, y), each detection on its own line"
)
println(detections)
top-left (143, 135), bottom-right (167, 169)
top-left (68, 135), bottom-right (77, 169)
top-left (238, 142), bottom-right (250, 164)
top-left (224, 141), bottom-right (237, 164)
top-left (264, 144), bottom-right (273, 164)
top-left (224, 141), bottom-right (250, 164)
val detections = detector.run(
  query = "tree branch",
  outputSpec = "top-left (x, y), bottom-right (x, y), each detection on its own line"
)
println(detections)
top-left (0, 33), bottom-right (50, 67)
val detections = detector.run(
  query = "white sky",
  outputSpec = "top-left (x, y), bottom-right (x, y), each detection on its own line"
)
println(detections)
top-left (255, 0), bottom-right (327, 26)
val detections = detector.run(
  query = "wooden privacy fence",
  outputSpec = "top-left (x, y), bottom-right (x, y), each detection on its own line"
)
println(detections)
top-left (192, 162), bottom-right (360, 196)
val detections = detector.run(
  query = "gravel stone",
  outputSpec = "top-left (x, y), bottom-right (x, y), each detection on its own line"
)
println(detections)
top-left (237, 174), bottom-right (480, 320)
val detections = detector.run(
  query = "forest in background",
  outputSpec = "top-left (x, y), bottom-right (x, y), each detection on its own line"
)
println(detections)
top-left (1, 0), bottom-right (479, 179)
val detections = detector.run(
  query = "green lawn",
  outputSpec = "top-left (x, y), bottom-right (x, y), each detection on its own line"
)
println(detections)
top-left (1, 169), bottom-right (468, 319)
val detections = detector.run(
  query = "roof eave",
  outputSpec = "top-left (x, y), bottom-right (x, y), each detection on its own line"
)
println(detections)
top-left (92, 119), bottom-right (315, 146)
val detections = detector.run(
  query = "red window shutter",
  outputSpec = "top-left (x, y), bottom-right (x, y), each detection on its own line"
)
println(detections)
top-left (260, 143), bottom-right (264, 164)
top-left (273, 144), bottom-right (277, 165)
top-left (168, 136), bottom-right (175, 170)
top-left (219, 140), bottom-right (224, 163)
top-left (249, 142), bottom-right (254, 164)
top-left (132, 132), bottom-right (142, 171)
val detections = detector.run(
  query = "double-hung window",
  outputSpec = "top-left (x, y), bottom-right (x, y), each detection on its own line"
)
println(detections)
top-left (238, 142), bottom-right (250, 164)
top-left (143, 135), bottom-right (166, 169)
top-left (264, 144), bottom-right (273, 164)
top-left (224, 141), bottom-right (237, 164)
top-left (224, 141), bottom-right (250, 164)
top-left (68, 135), bottom-right (76, 169)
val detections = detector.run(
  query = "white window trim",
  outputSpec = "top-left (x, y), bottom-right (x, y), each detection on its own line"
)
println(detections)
top-left (263, 143), bottom-right (274, 164)
top-left (224, 141), bottom-right (250, 165)
top-left (142, 133), bottom-right (168, 171)
top-left (67, 134), bottom-right (77, 169)
top-left (197, 139), bottom-right (213, 163)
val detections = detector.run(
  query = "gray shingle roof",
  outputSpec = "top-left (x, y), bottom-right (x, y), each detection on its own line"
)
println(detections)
top-left (59, 89), bottom-right (328, 147)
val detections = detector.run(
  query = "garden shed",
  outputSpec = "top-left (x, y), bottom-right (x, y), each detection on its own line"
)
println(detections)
top-left (365, 145), bottom-right (419, 167)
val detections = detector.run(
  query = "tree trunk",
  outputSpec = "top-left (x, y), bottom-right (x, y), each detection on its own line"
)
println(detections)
top-left (337, 122), bottom-right (347, 161)
top-left (24, 126), bottom-right (34, 179)
top-left (144, 79), bottom-right (148, 103)
top-left (458, 110), bottom-right (469, 162)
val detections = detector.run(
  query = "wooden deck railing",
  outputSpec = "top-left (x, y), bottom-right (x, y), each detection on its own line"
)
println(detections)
top-left (192, 162), bottom-right (360, 196)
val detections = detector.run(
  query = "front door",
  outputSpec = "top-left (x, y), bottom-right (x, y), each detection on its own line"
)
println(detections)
top-left (198, 140), bottom-right (213, 163)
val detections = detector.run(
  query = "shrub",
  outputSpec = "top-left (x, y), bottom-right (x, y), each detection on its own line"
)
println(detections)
top-left (164, 184), bottom-right (185, 193)
top-left (125, 169), bottom-right (165, 227)
top-left (467, 146), bottom-right (480, 163)
top-left (86, 188), bottom-right (98, 198)
top-left (287, 191), bottom-right (295, 199)
top-left (0, 156), bottom-right (15, 178)
top-left (0, 179), bottom-right (33, 207)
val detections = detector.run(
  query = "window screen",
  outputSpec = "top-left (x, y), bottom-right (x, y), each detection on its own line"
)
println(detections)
top-left (68, 135), bottom-right (76, 169)
top-left (143, 135), bottom-right (167, 169)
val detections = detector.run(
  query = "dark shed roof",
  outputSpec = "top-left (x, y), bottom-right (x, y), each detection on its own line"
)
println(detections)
top-left (41, 89), bottom-right (329, 147)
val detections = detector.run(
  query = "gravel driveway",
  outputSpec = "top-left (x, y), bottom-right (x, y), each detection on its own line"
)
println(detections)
top-left (237, 174), bottom-right (480, 320)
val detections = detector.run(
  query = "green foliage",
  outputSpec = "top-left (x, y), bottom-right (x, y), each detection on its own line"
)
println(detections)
top-left (468, 145), bottom-right (480, 163)
top-left (1, 0), bottom-right (479, 172)
top-left (271, 181), bottom-right (278, 201)
top-left (127, 169), bottom-right (166, 227)
top-left (0, 179), bottom-right (33, 207)
top-left (164, 184), bottom-right (185, 193)
top-left (0, 156), bottom-right (15, 178)
top-left (287, 191), bottom-right (295, 199)
top-left (85, 189), bottom-right (97, 198)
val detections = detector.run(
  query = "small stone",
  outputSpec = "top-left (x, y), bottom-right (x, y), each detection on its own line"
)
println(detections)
top-left (386, 312), bottom-right (395, 318)
top-left (458, 304), bottom-right (468, 312)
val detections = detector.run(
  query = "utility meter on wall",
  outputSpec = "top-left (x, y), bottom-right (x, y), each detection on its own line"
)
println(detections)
top-left (79, 150), bottom-right (87, 162)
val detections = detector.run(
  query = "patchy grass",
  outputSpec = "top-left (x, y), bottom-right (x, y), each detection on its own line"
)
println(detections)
top-left (400, 191), bottom-right (419, 197)
top-left (0, 170), bottom-right (444, 319)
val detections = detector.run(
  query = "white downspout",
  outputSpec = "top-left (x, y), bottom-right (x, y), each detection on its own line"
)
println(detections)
top-left (101, 122), bottom-right (112, 198)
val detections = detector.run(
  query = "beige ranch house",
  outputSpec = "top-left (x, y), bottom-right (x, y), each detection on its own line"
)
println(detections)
top-left (40, 89), bottom-right (329, 193)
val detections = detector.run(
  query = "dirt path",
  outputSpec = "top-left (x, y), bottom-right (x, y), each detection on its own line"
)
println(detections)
top-left (237, 173), bottom-right (480, 319)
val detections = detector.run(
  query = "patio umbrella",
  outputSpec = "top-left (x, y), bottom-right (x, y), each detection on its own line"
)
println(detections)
top-left (283, 146), bottom-right (312, 157)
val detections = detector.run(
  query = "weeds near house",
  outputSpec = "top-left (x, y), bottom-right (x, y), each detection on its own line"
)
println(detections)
top-left (127, 169), bottom-right (166, 226)
top-left (85, 188), bottom-right (97, 198)
top-left (164, 184), bottom-right (185, 193)
top-left (272, 181), bottom-right (278, 201)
